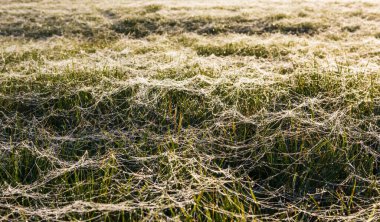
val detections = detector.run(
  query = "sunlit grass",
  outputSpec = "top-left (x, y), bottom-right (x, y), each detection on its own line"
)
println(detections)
top-left (1, 0), bottom-right (380, 221)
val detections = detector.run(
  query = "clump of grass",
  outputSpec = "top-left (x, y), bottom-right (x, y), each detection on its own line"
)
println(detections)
top-left (0, 145), bottom-right (53, 185)
top-left (265, 21), bottom-right (327, 34)
top-left (298, 12), bottom-right (308, 17)
top-left (144, 4), bottom-right (163, 13)
top-left (197, 24), bottom-right (227, 35)
top-left (195, 42), bottom-right (289, 58)
top-left (326, 33), bottom-right (343, 41)
top-left (155, 64), bottom-right (217, 80)
top-left (112, 16), bottom-right (161, 38)
top-left (266, 13), bottom-right (289, 21)
top-left (174, 35), bottom-right (199, 47)
top-left (342, 25), bottom-right (361, 32)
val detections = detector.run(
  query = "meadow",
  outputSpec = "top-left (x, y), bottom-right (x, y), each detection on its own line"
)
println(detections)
top-left (1, 0), bottom-right (380, 221)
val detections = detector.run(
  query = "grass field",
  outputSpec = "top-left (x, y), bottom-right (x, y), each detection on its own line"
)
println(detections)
top-left (1, 0), bottom-right (380, 221)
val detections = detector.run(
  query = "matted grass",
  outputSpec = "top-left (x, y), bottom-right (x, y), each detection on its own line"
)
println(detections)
top-left (1, 0), bottom-right (380, 221)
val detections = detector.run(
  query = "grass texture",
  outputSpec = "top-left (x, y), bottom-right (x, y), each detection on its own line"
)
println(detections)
top-left (1, 0), bottom-right (380, 221)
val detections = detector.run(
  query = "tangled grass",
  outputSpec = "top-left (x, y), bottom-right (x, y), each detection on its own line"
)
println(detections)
top-left (1, 0), bottom-right (380, 221)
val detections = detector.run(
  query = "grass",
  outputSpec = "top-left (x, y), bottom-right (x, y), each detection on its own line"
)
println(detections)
top-left (1, 0), bottom-right (380, 221)
top-left (195, 42), bottom-right (289, 58)
top-left (264, 21), bottom-right (327, 35)
top-left (341, 25), bottom-right (361, 33)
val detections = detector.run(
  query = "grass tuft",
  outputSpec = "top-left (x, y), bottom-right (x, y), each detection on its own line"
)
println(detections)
top-left (195, 42), bottom-right (289, 58)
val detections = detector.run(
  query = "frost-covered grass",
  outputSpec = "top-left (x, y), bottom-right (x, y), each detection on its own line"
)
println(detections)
top-left (1, 0), bottom-right (380, 221)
